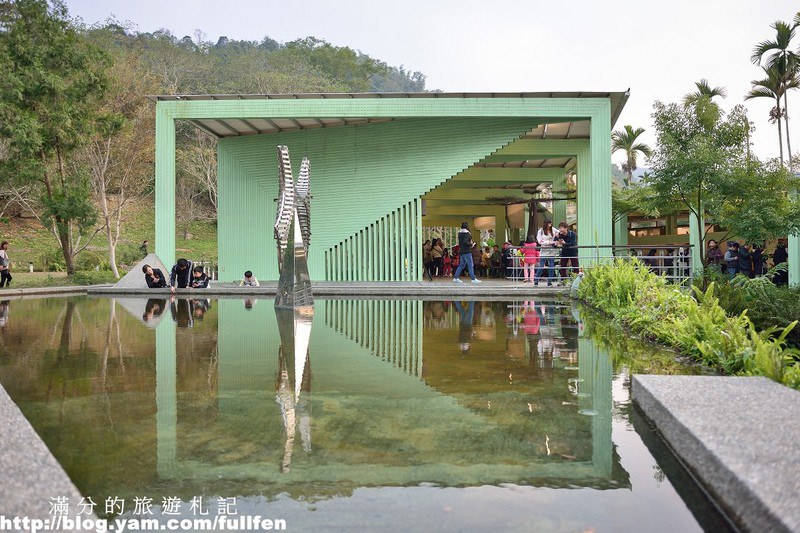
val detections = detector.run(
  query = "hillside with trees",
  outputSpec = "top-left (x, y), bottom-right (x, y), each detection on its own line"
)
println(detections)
top-left (0, 0), bottom-right (428, 280)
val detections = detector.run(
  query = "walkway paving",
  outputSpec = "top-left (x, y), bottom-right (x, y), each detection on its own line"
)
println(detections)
top-left (633, 375), bottom-right (800, 533)
top-left (87, 277), bottom-right (571, 298)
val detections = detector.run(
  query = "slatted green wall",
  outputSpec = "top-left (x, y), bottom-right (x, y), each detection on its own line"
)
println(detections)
top-left (217, 117), bottom-right (537, 281)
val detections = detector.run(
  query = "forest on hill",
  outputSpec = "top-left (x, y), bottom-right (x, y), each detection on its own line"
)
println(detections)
top-left (0, 0), bottom-right (429, 277)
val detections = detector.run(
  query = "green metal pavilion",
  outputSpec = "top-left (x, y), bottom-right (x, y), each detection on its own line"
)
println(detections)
top-left (150, 91), bottom-right (628, 282)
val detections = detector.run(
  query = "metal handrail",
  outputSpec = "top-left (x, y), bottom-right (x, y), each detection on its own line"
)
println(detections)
top-left (498, 244), bottom-right (693, 286)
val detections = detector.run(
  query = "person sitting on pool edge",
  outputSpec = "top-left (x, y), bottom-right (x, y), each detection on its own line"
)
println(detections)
top-left (142, 264), bottom-right (168, 288)
top-left (169, 258), bottom-right (193, 293)
top-left (239, 270), bottom-right (260, 287)
top-left (190, 265), bottom-right (210, 288)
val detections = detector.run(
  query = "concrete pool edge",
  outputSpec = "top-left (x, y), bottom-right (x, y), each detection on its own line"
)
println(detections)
top-left (632, 374), bottom-right (800, 533)
top-left (0, 381), bottom-right (90, 526)
top-left (87, 280), bottom-right (570, 297)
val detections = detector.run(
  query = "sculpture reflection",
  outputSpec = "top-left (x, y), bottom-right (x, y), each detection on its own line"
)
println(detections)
top-left (275, 307), bottom-right (313, 473)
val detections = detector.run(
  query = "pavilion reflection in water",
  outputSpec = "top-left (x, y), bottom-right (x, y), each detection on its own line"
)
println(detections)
top-left (142, 297), bottom-right (621, 490)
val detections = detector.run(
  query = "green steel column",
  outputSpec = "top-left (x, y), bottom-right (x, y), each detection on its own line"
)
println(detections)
top-left (413, 199), bottom-right (421, 281)
top-left (552, 171), bottom-right (567, 225)
top-left (156, 315), bottom-right (177, 477)
top-left (389, 211), bottom-right (397, 281)
top-left (495, 212), bottom-right (506, 250)
top-left (471, 221), bottom-right (481, 250)
top-left (357, 230), bottom-right (363, 281)
top-left (370, 226), bottom-right (375, 281)
top-left (155, 103), bottom-right (176, 268)
top-left (580, 107), bottom-right (612, 262)
top-left (790, 234), bottom-right (799, 286)
top-left (689, 209), bottom-right (705, 274)
top-left (613, 215), bottom-right (629, 249)
top-left (337, 244), bottom-right (343, 281)
top-left (378, 217), bottom-right (385, 281)
top-left (346, 239), bottom-right (352, 281)
top-left (666, 214), bottom-right (677, 235)
top-left (399, 206), bottom-right (407, 281)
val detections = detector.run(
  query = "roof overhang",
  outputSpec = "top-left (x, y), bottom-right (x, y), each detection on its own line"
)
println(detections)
top-left (146, 91), bottom-right (629, 140)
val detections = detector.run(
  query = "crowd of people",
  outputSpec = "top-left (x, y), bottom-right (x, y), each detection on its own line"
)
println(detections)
top-left (707, 238), bottom-right (789, 284)
top-left (422, 220), bottom-right (580, 285)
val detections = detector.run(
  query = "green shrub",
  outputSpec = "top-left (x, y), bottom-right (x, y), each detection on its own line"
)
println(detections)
top-left (579, 258), bottom-right (799, 389)
top-left (70, 270), bottom-right (118, 285)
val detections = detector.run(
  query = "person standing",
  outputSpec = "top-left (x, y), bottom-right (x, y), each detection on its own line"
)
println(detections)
top-left (431, 239), bottom-right (444, 276)
top-left (737, 243), bottom-right (752, 278)
top-left (0, 241), bottom-right (11, 288)
top-left (555, 222), bottom-right (578, 281)
top-left (139, 240), bottom-right (149, 258)
top-left (750, 244), bottom-right (765, 277)
top-left (422, 240), bottom-right (433, 278)
top-left (535, 220), bottom-right (558, 286)
top-left (706, 239), bottom-right (724, 274)
top-left (773, 239), bottom-right (789, 285)
top-left (521, 235), bottom-right (539, 283)
top-left (724, 242), bottom-right (740, 278)
top-left (452, 222), bottom-right (481, 283)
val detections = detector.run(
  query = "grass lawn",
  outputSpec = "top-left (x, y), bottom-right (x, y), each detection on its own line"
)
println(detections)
top-left (1, 197), bottom-right (218, 273)
top-left (0, 271), bottom-right (119, 288)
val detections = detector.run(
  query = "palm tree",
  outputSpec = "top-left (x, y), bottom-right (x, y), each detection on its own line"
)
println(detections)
top-left (611, 125), bottom-right (653, 187)
top-left (745, 66), bottom-right (799, 166)
top-left (682, 79), bottom-right (727, 130)
top-left (751, 20), bottom-right (799, 170)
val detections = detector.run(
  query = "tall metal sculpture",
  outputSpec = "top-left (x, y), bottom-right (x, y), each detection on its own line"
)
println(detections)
top-left (274, 145), bottom-right (313, 309)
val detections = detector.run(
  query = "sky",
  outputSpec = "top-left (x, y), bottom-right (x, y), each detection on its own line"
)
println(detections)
top-left (64, 0), bottom-right (800, 165)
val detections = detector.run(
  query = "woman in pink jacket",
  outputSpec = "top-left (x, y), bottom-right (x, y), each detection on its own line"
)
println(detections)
top-left (521, 235), bottom-right (539, 283)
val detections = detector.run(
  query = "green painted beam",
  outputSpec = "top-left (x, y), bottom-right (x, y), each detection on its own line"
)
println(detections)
top-left (425, 199), bottom-right (522, 207)
top-left (494, 138), bottom-right (589, 156)
top-left (426, 205), bottom-right (507, 216)
top-left (425, 189), bottom-right (530, 201)
top-left (165, 98), bottom-right (607, 120)
top-left (433, 179), bottom-right (551, 189)
top-left (449, 167), bottom-right (567, 180)
top-left (478, 155), bottom-right (574, 163)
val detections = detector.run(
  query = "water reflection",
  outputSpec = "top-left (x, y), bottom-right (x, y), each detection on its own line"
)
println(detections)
top-left (275, 307), bottom-right (313, 472)
top-left (0, 296), bottom-right (729, 531)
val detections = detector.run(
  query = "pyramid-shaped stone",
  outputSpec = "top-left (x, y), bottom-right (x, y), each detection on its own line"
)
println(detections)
top-left (114, 253), bottom-right (170, 289)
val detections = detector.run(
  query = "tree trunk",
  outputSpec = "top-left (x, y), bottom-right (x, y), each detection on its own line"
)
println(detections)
top-left (108, 240), bottom-right (120, 278)
top-left (777, 100), bottom-right (785, 167)
top-left (57, 225), bottom-right (75, 276)
top-left (626, 154), bottom-right (634, 187)
top-left (526, 200), bottom-right (538, 240)
top-left (784, 91), bottom-right (793, 171)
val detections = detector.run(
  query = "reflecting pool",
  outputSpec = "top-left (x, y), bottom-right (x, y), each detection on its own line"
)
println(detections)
top-left (0, 297), bottom-right (732, 532)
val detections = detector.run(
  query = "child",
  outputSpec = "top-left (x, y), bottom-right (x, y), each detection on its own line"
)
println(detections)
top-left (442, 248), bottom-right (452, 277)
top-left (190, 266), bottom-right (210, 288)
top-left (239, 270), bottom-right (260, 287)
top-left (522, 235), bottom-right (539, 283)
